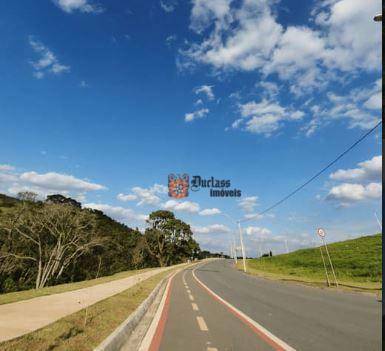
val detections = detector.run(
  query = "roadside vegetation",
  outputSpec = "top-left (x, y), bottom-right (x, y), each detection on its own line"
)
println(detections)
top-left (239, 234), bottom-right (382, 290)
top-left (0, 192), bottom-right (205, 295)
top-left (0, 269), bottom-right (174, 351)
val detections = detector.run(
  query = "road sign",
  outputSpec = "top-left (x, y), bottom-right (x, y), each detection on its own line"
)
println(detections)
top-left (317, 228), bottom-right (326, 238)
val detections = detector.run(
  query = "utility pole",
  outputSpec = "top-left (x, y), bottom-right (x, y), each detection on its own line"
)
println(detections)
top-left (284, 239), bottom-right (289, 254)
top-left (374, 211), bottom-right (382, 231)
top-left (237, 220), bottom-right (247, 273)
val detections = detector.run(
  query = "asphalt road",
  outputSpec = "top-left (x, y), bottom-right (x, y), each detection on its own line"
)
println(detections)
top-left (155, 259), bottom-right (381, 351)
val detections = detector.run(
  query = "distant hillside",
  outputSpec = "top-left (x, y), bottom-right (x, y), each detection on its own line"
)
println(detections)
top-left (244, 234), bottom-right (382, 289)
top-left (0, 194), bottom-right (19, 207)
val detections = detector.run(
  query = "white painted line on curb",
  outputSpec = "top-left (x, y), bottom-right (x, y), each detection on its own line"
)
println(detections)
top-left (196, 316), bottom-right (208, 331)
top-left (138, 271), bottom-right (178, 351)
top-left (191, 303), bottom-right (199, 311)
top-left (192, 265), bottom-right (296, 351)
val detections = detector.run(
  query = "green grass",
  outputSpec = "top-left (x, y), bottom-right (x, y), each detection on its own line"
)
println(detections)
top-left (240, 234), bottom-right (382, 291)
top-left (0, 267), bottom-right (155, 305)
top-left (0, 269), bottom-right (175, 351)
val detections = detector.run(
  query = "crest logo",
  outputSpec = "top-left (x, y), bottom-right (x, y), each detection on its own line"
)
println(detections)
top-left (168, 174), bottom-right (189, 198)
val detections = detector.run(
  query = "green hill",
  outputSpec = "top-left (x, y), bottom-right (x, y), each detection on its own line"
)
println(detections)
top-left (242, 234), bottom-right (382, 290)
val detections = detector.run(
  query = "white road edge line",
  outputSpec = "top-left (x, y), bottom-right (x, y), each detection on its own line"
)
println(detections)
top-left (196, 316), bottom-right (208, 331)
top-left (138, 270), bottom-right (179, 351)
top-left (192, 265), bottom-right (296, 351)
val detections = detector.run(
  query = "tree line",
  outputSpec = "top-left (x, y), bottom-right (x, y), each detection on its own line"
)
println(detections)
top-left (0, 193), bottom-right (208, 293)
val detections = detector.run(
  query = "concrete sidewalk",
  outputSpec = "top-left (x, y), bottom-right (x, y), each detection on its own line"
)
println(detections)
top-left (0, 265), bottom-right (176, 342)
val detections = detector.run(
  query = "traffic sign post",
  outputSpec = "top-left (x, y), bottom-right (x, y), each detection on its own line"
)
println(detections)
top-left (317, 228), bottom-right (339, 287)
top-left (319, 245), bottom-right (331, 287)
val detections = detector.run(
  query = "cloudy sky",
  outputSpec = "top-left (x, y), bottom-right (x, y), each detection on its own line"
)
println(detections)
top-left (0, 0), bottom-right (382, 256)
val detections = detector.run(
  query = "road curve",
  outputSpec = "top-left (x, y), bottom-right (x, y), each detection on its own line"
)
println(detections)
top-left (149, 259), bottom-right (381, 351)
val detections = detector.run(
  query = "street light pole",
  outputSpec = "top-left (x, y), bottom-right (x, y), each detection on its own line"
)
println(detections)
top-left (221, 212), bottom-right (239, 264)
top-left (237, 220), bottom-right (247, 273)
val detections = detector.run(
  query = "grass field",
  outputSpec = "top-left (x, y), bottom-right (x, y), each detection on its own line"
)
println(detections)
top-left (238, 234), bottom-right (382, 290)
top-left (0, 269), bottom-right (174, 351)
top-left (0, 267), bottom-right (153, 305)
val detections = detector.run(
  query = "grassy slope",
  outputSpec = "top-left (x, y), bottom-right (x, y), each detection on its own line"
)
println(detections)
top-left (0, 267), bottom-right (153, 305)
top-left (0, 269), bottom-right (174, 351)
top-left (240, 234), bottom-right (382, 290)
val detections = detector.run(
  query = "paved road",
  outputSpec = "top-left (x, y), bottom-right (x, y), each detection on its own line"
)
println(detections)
top-left (154, 259), bottom-right (381, 351)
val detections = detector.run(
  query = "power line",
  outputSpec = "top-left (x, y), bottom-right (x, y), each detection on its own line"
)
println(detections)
top-left (241, 120), bottom-right (382, 223)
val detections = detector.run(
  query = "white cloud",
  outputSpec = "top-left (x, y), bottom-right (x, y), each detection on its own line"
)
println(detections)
top-left (194, 85), bottom-right (215, 100)
top-left (258, 80), bottom-right (279, 97)
top-left (189, 0), bottom-right (232, 34)
top-left (243, 212), bottom-right (275, 221)
top-left (244, 226), bottom-right (271, 237)
top-left (131, 184), bottom-right (167, 206)
top-left (0, 167), bottom-right (105, 202)
top-left (303, 79), bottom-right (381, 133)
top-left (330, 155), bottom-right (382, 182)
top-left (326, 182), bottom-right (381, 204)
top-left (0, 164), bottom-right (15, 171)
top-left (184, 108), bottom-right (209, 122)
top-left (263, 26), bottom-right (327, 94)
top-left (117, 193), bottom-right (138, 202)
top-left (199, 208), bottom-right (221, 216)
top-left (364, 92), bottom-right (381, 110)
top-left (238, 196), bottom-right (258, 212)
top-left (364, 79), bottom-right (382, 110)
top-left (181, 0), bottom-right (381, 96)
top-left (52, 0), bottom-right (103, 14)
top-left (117, 184), bottom-right (167, 207)
top-left (165, 35), bottom-right (177, 47)
top-left (0, 173), bottom-right (18, 183)
top-left (160, 0), bottom-right (176, 13)
top-left (317, 0), bottom-right (382, 72)
top-left (192, 223), bottom-right (230, 234)
top-left (84, 203), bottom-right (147, 223)
top-left (29, 37), bottom-right (70, 79)
top-left (184, 0), bottom-right (282, 72)
top-left (162, 200), bottom-right (200, 213)
top-left (234, 99), bottom-right (304, 136)
top-left (19, 171), bottom-right (105, 191)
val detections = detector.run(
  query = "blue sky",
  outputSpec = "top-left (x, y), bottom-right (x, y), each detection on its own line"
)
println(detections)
top-left (0, 0), bottom-right (382, 256)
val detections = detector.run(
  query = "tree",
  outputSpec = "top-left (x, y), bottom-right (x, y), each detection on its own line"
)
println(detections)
top-left (17, 191), bottom-right (38, 202)
top-left (143, 210), bottom-right (200, 267)
top-left (46, 194), bottom-right (81, 208)
top-left (0, 203), bottom-right (105, 289)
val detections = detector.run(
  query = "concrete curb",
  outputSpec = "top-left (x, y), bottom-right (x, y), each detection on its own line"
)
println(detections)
top-left (94, 275), bottom-right (169, 351)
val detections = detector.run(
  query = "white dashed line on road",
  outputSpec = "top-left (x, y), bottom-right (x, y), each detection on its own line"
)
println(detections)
top-left (196, 316), bottom-right (208, 331)
top-left (191, 303), bottom-right (199, 311)
top-left (188, 293), bottom-right (194, 301)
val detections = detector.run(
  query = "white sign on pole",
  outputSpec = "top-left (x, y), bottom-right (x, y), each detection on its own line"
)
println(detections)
top-left (317, 228), bottom-right (326, 238)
